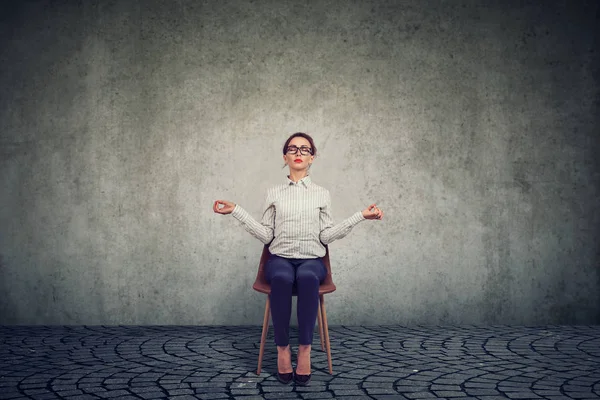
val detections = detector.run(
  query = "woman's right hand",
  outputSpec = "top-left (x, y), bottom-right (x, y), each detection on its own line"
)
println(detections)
top-left (213, 200), bottom-right (236, 215)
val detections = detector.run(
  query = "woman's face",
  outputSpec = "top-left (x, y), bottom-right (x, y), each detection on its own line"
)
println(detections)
top-left (283, 136), bottom-right (314, 171)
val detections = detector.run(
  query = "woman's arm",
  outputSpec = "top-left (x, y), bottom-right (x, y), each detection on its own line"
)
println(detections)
top-left (230, 191), bottom-right (275, 244)
top-left (319, 190), bottom-right (365, 245)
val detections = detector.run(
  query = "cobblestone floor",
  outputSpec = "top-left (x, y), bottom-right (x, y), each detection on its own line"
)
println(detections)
top-left (1, 325), bottom-right (599, 400)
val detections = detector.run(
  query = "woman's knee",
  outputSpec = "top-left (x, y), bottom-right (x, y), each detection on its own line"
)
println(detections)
top-left (270, 272), bottom-right (294, 286)
top-left (296, 260), bottom-right (326, 284)
top-left (295, 269), bottom-right (321, 286)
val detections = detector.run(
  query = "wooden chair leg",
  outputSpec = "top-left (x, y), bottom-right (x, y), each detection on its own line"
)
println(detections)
top-left (257, 296), bottom-right (270, 375)
top-left (320, 295), bottom-right (333, 374)
top-left (317, 300), bottom-right (325, 351)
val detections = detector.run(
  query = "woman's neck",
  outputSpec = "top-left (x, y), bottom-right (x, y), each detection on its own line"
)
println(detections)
top-left (288, 169), bottom-right (308, 182)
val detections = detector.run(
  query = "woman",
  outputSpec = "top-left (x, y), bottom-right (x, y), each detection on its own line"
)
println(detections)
top-left (213, 132), bottom-right (383, 385)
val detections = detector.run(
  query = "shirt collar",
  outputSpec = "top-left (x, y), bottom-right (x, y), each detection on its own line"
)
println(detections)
top-left (287, 175), bottom-right (312, 188)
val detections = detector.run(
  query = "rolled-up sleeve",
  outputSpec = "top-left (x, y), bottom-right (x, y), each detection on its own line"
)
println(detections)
top-left (319, 190), bottom-right (365, 245)
top-left (231, 190), bottom-right (275, 244)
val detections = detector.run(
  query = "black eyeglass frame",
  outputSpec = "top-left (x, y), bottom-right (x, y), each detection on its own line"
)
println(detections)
top-left (286, 145), bottom-right (314, 156)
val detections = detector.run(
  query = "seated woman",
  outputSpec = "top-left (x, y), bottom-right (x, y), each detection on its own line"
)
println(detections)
top-left (213, 132), bottom-right (383, 385)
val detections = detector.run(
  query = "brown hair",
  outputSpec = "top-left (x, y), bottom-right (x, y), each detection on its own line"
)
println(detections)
top-left (282, 132), bottom-right (317, 156)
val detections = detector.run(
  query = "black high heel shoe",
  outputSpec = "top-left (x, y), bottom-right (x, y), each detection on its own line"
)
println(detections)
top-left (277, 371), bottom-right (294, 384)
top-left (294, 371), bottom-right (311, 386)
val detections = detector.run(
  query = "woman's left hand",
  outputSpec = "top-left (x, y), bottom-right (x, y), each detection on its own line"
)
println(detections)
top-left (362, 203), bottom-right (383, 220)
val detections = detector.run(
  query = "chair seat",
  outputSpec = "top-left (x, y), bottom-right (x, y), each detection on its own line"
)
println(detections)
top-left (252, 279), bottom-right (336, 295)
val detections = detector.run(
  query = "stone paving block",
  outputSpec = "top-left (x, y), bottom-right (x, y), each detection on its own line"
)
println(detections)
top-left (328, 384), bottom-right (360, 390)
top-left (395, 385), bottom-right (430, 392)
top-left (404, 391), bottom-right (439, 399)
top-left (331, 389), bottom-right (368, 396)
top-left (105, 385), bottom-right (130, 390)
top-left (361, 381), bottom-right (394, 388)
top-left (55, 390), bottom-right (84, 397)
top-left (365, 388), bottom-right (398, 394)
top-left (431, 378), bottom-right (469, 385)
top-left (230, 389), bottom-right (260, 395)
top-left (191, 382), bottom-right (228, 388)
top-left (263, 393), bottom-right (300, 399)
top-left (294, 385), bottom-right (328, 392)
top-left (135, 390), bottom-right (168, 399)
top-left (465, 388), bottom-right (503, 396)
top-left (504, 393), bottom-right (543, 399)
top-left (298, 393), bottom-right (332, 399)
top-left (430, 384), bottom-right (462, 391)
top-left (29, 394), bottom-right (60, 400)
top-left (195, 394), bottom-right (229, 400)
top-left (564, 384), bottom-right (594, 391)
top-left (22, 388), bottom-right (49, 394)
top-left (167, 388), bottom-right (195, 396)
top-left (260, 384), bottom-right (294, 393)
top-left (97, 390), bottom-right (132, 398)
top-left (433, 391), bottom-right (470, 397)
top-left (565, 393), bottom-right (598, 400)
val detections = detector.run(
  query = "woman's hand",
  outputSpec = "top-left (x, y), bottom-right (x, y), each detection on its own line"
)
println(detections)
top-left (213, 200), bottom-right (236, 215)
top-left (362, 203), bottom-right (383, 220)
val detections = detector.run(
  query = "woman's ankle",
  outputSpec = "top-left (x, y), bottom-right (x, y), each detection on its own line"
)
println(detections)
top-left (296, 344), bottom-right (312, 375)
top-left (277, 345), bottom-right (290, 352)
top-left (277, 345), bottom-right (292, 374)
top-left (298, 344), bottom-right (311, 355)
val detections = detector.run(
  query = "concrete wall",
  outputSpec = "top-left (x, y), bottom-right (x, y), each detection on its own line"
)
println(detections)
top-left (1, 0), bottom-right (598, 325)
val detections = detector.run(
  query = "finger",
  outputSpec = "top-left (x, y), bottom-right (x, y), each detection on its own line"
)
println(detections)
top-left (214, 201), bottom-right (226, 213)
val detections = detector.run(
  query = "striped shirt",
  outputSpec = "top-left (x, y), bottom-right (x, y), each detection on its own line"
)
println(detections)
top-left (231, 175), bottom-right (365, 259)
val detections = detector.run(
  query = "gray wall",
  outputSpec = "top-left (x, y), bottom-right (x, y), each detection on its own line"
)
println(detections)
top-left (1, 0), bottom-right (598, 325)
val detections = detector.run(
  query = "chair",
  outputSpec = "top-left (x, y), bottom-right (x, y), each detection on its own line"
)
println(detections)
top-left (253, 244), bottom-right (336, 375)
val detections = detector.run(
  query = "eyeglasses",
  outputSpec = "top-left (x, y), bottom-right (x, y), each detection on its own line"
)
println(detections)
top-left (286, 145), bottom-right (313, 156)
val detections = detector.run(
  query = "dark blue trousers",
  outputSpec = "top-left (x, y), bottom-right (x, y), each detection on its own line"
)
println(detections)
top-left (265, 254), bottom-right (327, 346)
